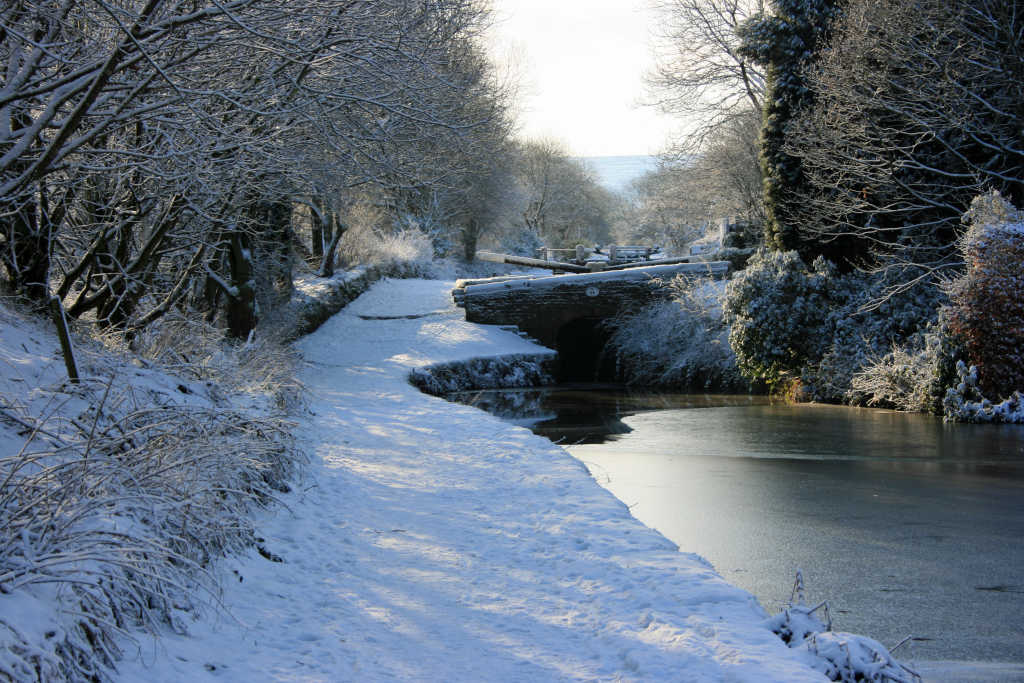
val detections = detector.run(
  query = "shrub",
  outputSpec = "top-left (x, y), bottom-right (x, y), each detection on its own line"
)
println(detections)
top-left (499, 228), bottom-right (544, 258)
top-left (338, 224), bottom-right (434, 269)
top-left (847, 303), bottom-right (961, 414)
top-left (947, 191), bottom-right (1024, 399)
top-left (943, 361), bottom-right (1024, 423)
top-left (723, 250), bottom-right (837, 391)
top-left (394, 212), bottom-right (454, 259)
top-left (851, 332), bottom-right (940, 413)
top-left (336, 199), bottom-right (435, 271)
top-left (803, 274), bottom-right (944, 405)
top-left (606, 277), bottom-right (749, 391)
top-left (720, 246), bottom-right (942, 403)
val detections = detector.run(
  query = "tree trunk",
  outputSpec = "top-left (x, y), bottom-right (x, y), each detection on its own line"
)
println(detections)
top-left (318, 216), bottom-right (345, 277)
top-left (311, 194), bottom-right (326, 259)
top-left (226, 230), bottom-right (257, 339)
top-left (462, 218), bottom-right (480, 261)
top-left (0, 190), bottom-right (50, 303)
top-left (255, 197), bottom-right (294, 295)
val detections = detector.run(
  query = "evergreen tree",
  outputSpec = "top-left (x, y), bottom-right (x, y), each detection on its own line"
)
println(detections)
top-left (738, 0), bottom-right (843, 255)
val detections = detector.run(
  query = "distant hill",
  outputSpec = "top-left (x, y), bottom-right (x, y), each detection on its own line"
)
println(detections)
top-left (581, 155), bottom-right (659, 193)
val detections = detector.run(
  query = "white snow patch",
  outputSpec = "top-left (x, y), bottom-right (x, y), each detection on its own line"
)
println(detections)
top-left (94, 278), bottom-right (825, 680)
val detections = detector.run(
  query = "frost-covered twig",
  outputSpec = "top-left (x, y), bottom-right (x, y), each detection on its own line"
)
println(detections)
top-left (767, 572), bottom-right (919, 682)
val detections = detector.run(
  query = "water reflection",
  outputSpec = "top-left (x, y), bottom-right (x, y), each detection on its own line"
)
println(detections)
top-left (449, 386), bottom-right (1024, 476)
top-left (448, 386), bottom-right (1024, 665)
top-left (449, 386), bottom-right (769, 445)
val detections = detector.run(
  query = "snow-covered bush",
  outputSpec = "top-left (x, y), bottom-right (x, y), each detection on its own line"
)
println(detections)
top-left (723, 247), bottom-right (944, 403)
top-left (849, 306), bottom-right (960, 414)
top-left (803, 275), bottom-right (944, 405)
top-left (499, 228), bottom-right (544, 257)
top-left (767, 573), bottom-right (920, 682)
top-left (723, 250), bottom-right (839, 391)
top-left (942, 361), bottom-right (1024, 423)
top-left (851, 335), bottom-right (941, 413)
top-left (336, 200), bottom-right (435, 273)
top-left (338, 224), bottom-right (434, 270)
top-left (605, 276), bottom-right (749, 391)
top-left (394, 212), bottom-right (454, 259)
top-left (947, 191), bottom-right (1024, 399)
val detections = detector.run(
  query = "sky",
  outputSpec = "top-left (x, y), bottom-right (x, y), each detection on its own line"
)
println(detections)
top-left (487, 0), bottom-right (681, 158)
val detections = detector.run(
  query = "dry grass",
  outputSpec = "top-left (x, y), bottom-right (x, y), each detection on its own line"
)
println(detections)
top-left (335, 199), bottom-right (434, 270)
top-left (1, 314), bottom-right (301, 681)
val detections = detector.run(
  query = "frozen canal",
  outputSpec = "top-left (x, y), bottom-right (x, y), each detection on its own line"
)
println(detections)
top-left (451, 387), bottom-right (1024, 675)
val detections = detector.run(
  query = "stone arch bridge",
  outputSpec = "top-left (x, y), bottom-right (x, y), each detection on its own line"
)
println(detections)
top-left (452, 262), bottom-right (730, 379)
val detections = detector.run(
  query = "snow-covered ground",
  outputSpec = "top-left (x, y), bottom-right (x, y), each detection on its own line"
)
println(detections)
top-left (1, 276), bottom-right (927, 681)
top-left (107, 278), bottom-right (826, 681)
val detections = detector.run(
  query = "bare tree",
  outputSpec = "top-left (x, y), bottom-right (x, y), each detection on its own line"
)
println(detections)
top-left (0, 1), bottom-right (256, 302)
top-left (646, 0), bottom-right (766, 152)
top-left (2, 0), bottom-right (515, 338)
top-left (785, 0), bottom-right (1024, 283)
top-left (686, 108), bottom-right (764, 224)
top-left (515, 140), bottom-right (614, 249)
top-left (619, 165), bottom-right (705, 253)
top-left (639, 0), bottom-right (766, 250)
top-left (618, 107), bottom-right (762, 253)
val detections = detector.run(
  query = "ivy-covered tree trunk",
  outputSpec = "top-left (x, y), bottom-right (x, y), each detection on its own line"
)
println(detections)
top-left (738, 0), bottom-right (844, 255)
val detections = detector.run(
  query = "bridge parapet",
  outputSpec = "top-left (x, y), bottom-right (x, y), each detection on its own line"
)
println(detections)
top-left (457, 261), bottom-right (728, 349)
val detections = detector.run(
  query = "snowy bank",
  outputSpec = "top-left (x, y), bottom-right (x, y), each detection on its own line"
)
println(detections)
top-left (113, 278), bottom-right (825, 681)
top-left (0, 300), bottom-right (297, 681)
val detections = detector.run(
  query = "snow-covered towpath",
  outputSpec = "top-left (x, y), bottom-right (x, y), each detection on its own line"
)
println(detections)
top-left (120, 278), bottom-right (824, 681)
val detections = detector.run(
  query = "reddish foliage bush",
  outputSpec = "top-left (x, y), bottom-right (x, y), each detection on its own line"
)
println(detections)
top-left (948, 193), bottom-right (1024, 398)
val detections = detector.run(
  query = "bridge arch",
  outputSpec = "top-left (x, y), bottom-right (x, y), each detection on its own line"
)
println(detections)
top-left (555, 316), bottom-right (617, 382)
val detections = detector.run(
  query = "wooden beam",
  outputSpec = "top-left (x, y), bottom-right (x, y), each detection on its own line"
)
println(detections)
top-left (475, 251), bottom-right (590, 273)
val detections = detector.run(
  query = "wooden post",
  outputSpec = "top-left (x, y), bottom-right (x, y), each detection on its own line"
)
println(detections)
top-left (575, 244), bottom-right (586, 263)
top-left (609, 244), bottom-right (618, 261)
top-left (49, 296), bottom-right (79, 384)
